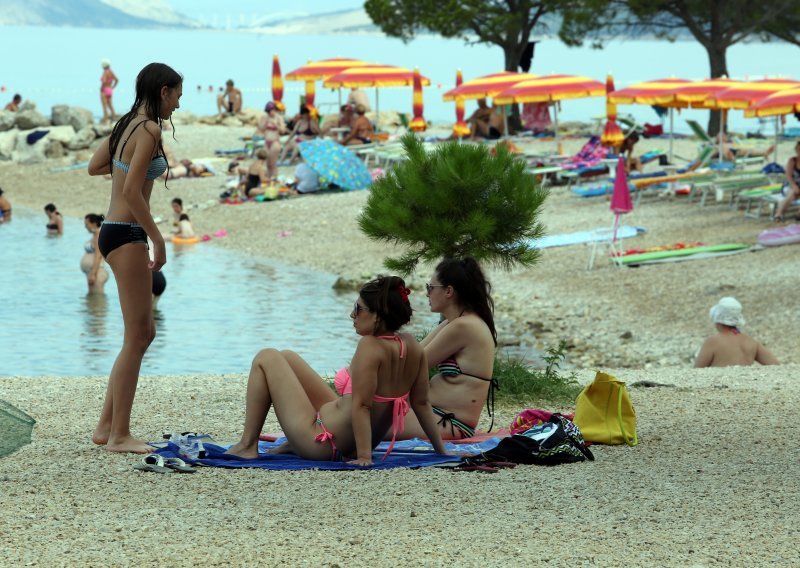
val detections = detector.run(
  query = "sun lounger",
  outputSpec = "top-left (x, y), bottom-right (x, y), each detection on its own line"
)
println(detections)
top-left (735, 184), bottom-right (783, 215)
top-left (694, 174), bottom-right (771, 207)
top-left (745, 191), bottom-right (800, 220)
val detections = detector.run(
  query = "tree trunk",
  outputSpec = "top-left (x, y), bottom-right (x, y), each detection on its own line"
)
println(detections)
top-left (706, 45), bottom-right (729, 136)
top-left (503, 45), bottom-right (524, 133)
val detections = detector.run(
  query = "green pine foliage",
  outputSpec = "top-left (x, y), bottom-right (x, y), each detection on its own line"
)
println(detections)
top-left (358, 133), bottom-right (548, 275)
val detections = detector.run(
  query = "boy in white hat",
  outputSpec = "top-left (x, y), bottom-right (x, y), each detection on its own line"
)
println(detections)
top-left (694, 297), bottom-right (778, 367)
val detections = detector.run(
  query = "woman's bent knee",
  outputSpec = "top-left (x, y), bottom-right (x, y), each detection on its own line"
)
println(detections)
top-left (253, 348), bottom-right (282, 365)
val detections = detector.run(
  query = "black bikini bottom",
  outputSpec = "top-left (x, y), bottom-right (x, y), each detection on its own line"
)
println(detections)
top-left (98, 222), bottom-right (148, 259)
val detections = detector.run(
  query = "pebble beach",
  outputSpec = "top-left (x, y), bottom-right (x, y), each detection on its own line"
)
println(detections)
top-left (1, 121), bottom-right (798, 566)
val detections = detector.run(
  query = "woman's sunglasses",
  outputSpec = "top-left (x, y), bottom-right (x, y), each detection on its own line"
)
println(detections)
top-left (426, 283), bottom-right (446, 294)
top-left (352, 302), bottom-right (365, 316)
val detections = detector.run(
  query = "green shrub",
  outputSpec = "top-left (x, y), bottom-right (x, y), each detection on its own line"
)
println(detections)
top-left (494, 340), bottom-right (581, 404)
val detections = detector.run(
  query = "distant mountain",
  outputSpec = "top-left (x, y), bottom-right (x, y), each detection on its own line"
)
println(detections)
top-left (245, 8), bottom-right (380, 35)
top-left (0, 0), bottom-right (201, 28)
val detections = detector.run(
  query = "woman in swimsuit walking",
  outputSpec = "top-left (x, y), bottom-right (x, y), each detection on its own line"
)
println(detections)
top-left (44, 203), bottom-right (63, 236)
top-left (100, 59), bottom-right (119, 125)
top-left (81, 213), bottom-right (109, 294)
top-left (87, 62), bottom-right (183, 454)
top-left (225, 276), bottom-right (447, 466)
top-left (255, 101), bottom-right (288, 179)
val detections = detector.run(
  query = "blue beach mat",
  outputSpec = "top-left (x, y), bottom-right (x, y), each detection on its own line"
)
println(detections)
top-left (152, 437), bottom-right (502, 471)
top-left (529, 226), bottom-right (646, 249)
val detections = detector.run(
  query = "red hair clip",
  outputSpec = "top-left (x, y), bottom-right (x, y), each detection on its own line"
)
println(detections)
top-left (397, 285), bottom-right (411, 303)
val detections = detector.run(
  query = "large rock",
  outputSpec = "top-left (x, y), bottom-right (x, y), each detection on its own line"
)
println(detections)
top-left (221, 116), bottom-right (244, 127)
top-left (45, 140), bottom-right (66, 159)
top-left (170, 111), bottom-right (197, 125)
top-left (93, 123), bottom-right (113, 137)
top-left (52, 105), bottom-right (94, 131)
top-left (11, 129), bottom-right (48, 164)
top-left (0, 111), bottom-right (16, 132)
top-left (0, 130), bottom-right (16, 160)
top-left (14, 109), bottom-right (50, 130)
top-left (67, 126), bottom-right (96, 150)
top-left (45, 125), bottom-right (77, 145)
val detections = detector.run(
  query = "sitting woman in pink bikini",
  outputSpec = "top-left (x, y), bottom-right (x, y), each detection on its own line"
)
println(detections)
top-left (336, 258), bottom-right (497, 441)
top-left (225, 275), bottom-right (447, 466)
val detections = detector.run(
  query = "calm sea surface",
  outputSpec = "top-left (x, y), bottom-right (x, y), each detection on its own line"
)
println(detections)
top-left (1, 26), bottom-right (798, 133)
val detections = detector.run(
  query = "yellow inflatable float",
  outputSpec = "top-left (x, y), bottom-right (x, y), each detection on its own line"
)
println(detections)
top-left (172, 236), bottom-right (200, 245)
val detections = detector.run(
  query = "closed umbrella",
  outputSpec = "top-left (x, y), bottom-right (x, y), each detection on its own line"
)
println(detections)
top-left (494, 74), bottom-right (606, 154)
top-left (602, 74), bottom-right (624, 150)
top-left (704, 79), bottom-right (800, 163)
top-left (409, 68), bottom-right (426, 132)
top-left (609, 77), bottom-right (692, 162)
top-left (323, 65), bottom-right (430, 129)
top-left (610, 156), bottom-right (632, 243)
top-left (298, 139), bottom-right (372, 191)
top-left (271, 54), bottom-right (285, 112)
top-left (304, 80), bottom-right (317, 119)
top-left (0, 400), bottom-right (35, 458)
top-left (452, 70), bottom-right (470, 138)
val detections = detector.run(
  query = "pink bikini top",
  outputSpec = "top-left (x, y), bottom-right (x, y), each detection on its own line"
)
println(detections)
top-left (373, 335), bottom-right (410, 460)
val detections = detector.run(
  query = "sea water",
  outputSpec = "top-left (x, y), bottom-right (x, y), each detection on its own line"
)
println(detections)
top-left (1, 25), bottom-right (798, 134)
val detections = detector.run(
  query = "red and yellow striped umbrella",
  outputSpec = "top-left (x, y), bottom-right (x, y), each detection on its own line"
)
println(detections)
top-left (322, 65), bottom-right (430, 88)
top-left (442, 71), bottom-right (536, 102)
top-left (452, 70), bottom-right (470, 138)
top-left (748, 87), bottom-right (800, 117)
top-left (271, 54), bottom-right (285, 112)
top-left (285, 58), bottom-right (370, 81)
top-left (703, 78), bottom-right (800, 110)
top-left (494, 74), bottom-right (605, 154)
top-left (670, 77), bottom-right (743, 107)
top-left (608, 77), bottom-right (692, 107)
top-left (602, 74), bottom-right (624, 149)
top-left (304, 80), bottom-right (318, 118)
top-left (409, 68), bottom-right (426, 132)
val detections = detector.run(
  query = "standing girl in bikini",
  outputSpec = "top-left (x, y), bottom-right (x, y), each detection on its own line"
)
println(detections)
top-left (255, 101), bottom-right (288, 179)
top-left (225, 276), bottom-right (447, 466)
top-left (87, 62), bottom-right (183, 453)
top-left (100, 59), bottom-right (119, 125)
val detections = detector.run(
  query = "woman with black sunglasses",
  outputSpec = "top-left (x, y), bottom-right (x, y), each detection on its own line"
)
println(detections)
top-left (225, 275), bottom-right (447, 466)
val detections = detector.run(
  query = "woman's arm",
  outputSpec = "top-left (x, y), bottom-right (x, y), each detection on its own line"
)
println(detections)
top-left (348, 337), bottom-right (381, 465)
top-left (110, 71), bottom-right (119, 88)
top-left (88, 138), bottom-right (112, 176)
top-left (693, 338), bottom-right (714, 368)
top-left (419, 319), bottom-right (449, 349)
top-left (409, 352), bottom-right (447, 454)
top-left (786, 158), bottom-right (799, 192)
top-left (422, 318), bottom-right (468, 367)
top-left (89, 231), bottom-right (103, 283)
top-left (755, 342), bottom-right (779, 365)
top-left (56, 214), bottom-right (64, 235)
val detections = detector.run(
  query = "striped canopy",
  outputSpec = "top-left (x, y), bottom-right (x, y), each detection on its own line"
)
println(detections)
top-left (703, 78), bottom-right (800, 110)
top-left (441, 71), bottom-right (537, 102)
top-left (285, 58), bottom-right (370, 81)
top-left (747, 87), bottom-right (800, 117)
top-left (322, 65), bottom-right (430, 88)
top-left (670, 77), bottom-right (744, 107)
top-left (609, 78), bottom-right (692, 107)
top-left (493, 74), bottom-right (605, 104)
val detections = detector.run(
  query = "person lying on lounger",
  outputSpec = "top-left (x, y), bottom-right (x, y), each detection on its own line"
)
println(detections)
top-left (713, 132), bottom-right (775, 162)
top-left (334, 258), bottom-right (497, 441)
top-left (225, 275), bottom-right (448, 466)
top-left (694, 297), bottom-right (778, 368)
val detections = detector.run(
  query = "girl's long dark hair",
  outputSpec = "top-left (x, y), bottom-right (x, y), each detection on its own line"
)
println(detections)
top-left (85, 213), bottom-right (105, 226)
top-left (435, 257), bottom-right (497, 345)
top-left (359, 275), bottom-right (413, 333)
top-left (108, 62), bottom-right (182, 181)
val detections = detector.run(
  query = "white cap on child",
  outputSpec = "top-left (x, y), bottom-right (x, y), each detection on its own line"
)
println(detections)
top-left (710, 297), bottom-right (745, 327)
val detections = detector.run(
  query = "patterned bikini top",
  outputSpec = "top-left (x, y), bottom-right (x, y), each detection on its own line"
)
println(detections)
top-left (112, 120), bottom-right (168, 180)
top-left (437, 353), bottom-right (498, 432)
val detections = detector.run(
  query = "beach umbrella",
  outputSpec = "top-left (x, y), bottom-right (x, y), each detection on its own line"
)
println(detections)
top-left (748, 87), bottom-right (800, 117)
top-left (298, 139), bottom-right (372, 191)
top-left (705, 79), bottom-right (800, 163)
top-left (323, 65), bottom-right (430, 129)
top-left (494, 74), bottom-right (606, 154)
top-left (271, 54), bottom-right (285, 112)
top-left (0, 400), bottom-right (35, 458)
top-left (304, 80), bottom-right (318, 119)
top-left (452, 70), bottom-right (470, 138)
top-left (409, 68), bottom-right (426, 132)
top-left (610, 156), bottom-right (632, 243)
top-left (285, 58), bottom-right (371, 107)
top-left (441, 71), bottom-right (537, 101)
top-left (601, 74), bottom-right (624, 150)
top-left (609, 77), bottom-right (692, 162)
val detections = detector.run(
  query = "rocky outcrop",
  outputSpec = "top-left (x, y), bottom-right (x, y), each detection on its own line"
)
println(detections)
top-left (11, 129), bottom-right (48, 163)
top-left (0, 130), bottom-right (16, 159)
top-left (52, 105), bottom-right (94, 131)
top-left (0, 111), bottom-right (16, 132)
top-left (67, 126), bottom-right (96, 150)
top-left (15, 109), bottom-right (51, 130)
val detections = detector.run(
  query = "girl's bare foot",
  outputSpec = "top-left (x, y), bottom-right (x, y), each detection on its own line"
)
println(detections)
top-left (224, 441), bottom-right (259, 459)
top-left (105, 435), bottom-right (154, 454)
top-left (266, 441), bottom-right (292, 455)
top-left (92, 426), bottom-right (110, 445)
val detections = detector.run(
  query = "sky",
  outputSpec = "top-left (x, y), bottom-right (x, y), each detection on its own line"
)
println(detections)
top-left (168, 0), bottom-right (365, 27)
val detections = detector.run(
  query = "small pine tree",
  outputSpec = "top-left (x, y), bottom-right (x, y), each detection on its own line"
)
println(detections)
top-left (358, 133), bottom-right (548, 275)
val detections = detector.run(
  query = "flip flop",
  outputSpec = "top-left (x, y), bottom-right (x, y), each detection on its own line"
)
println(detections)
top-left (133, 454), bottom-right (174, 474)
top-left (162, 457), bottom-right (197, 473)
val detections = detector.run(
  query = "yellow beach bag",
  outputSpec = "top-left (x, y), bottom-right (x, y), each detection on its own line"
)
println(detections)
top-left (573, 371), bottom-right (638, 446)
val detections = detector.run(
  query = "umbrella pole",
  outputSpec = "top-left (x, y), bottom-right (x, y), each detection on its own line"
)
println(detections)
top-left (669, 107), bottom-right (674, 163)
top-left (775, 116), bottom-right (780, 164)
top-left (553, 103), bottom-right (561, 155)
top-left (503, 105), bottom-right (508, 139)
top-left (718, 109), bottom-right (725, 164)
top-left (375, 87), bottom-right (379, 132)
top-left (338, 88), bottom-right (342, 108)
top-left (612, 213), bottom-right (620, 243)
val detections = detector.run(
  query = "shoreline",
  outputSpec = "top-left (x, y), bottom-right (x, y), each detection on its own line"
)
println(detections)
top-left (2, 124), bottom-right (797, 370)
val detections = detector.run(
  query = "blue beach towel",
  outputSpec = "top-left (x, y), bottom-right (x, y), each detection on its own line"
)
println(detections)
top-left (152, 437), bottom-right (499, 471)
top-left (529, 226), bottom-right (646, 249)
